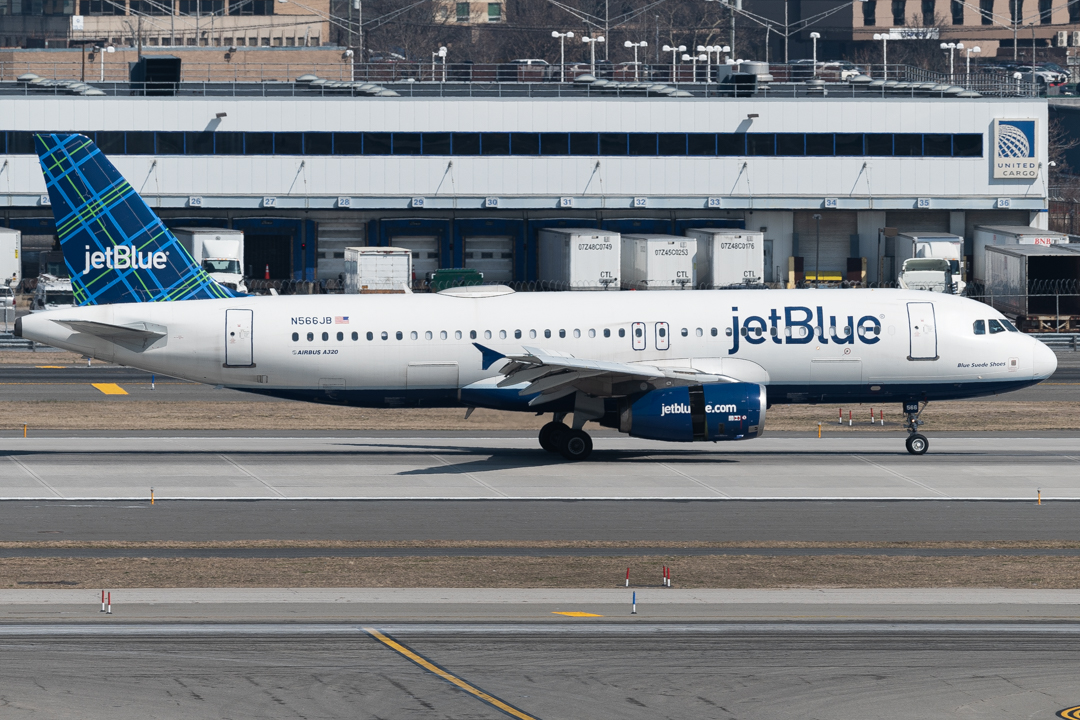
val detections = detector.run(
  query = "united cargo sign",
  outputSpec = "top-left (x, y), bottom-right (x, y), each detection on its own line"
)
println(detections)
top-left (993, 119), bottom-right (1038, 179)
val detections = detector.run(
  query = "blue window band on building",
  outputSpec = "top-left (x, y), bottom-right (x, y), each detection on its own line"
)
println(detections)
top-left (0, 131), bottom-right (984, 158)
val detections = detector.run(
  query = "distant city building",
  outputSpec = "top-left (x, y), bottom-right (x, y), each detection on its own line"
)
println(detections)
top-left (434, 1), bottom-right (504, 25)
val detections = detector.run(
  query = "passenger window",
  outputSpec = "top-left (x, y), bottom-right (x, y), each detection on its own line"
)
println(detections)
top-left (545, 329), bottom-right (551, 338)
top-left (396, 331), bottom-right (403, 340)
top-left (1002, 319), bottom-right (1019, 332)
top-left (470, 330), bottom-right (477, 339)
top-left (681, 328), bottom-right (688, 337)
top-left (484, 330), bottom-right (492, 339)
top-left (381, 331), bottom-right (389, 340)
top-left (455, 330), bottom-right (462, 339)
top-left (573, 329), bottom-right (581, 338)
top-left (367, 332), bottom-right (374, 340)
top-left (306, 332), bottom-right (314, 341)
top-left (560, 329), bottom-right (566, 338)
top-left (619, 328), bottom-right (625, 337)
top-left (769, 327), bottom-right (777, 336)
top-left (726, 328), bottom-right (733, 337)
top-left (500, 330), bottom-right (507, 339)
top-left (440, 330), bottom-right (448, 340)
top-left (604, 328), bottom-right (611, 338)
top-left (711, 327), bottom-right (718, 337)
top-left (696, 328), bottom-right (703, 337)
top-left (634, 327), bottom-right (642, 338)
top-left (740, 327), bottom-right (748, 337)
top-left (411, 331), bottom-right (419, 340)
top-left (530, 330), bottom-right (537, 339)
top-left (322, 332), bottom-right (329, 341)
top-left (292, 332), bottom-right (299, 341)
top-left (351, 332), bottom-right (358, 341)
top-left (988, 319), bottom-right (1006, 334)
top-left (425, 331), bottom-right (433, 340)
top-left (337, 331), bottom-right (344, 341)
top-left (514, 329), bottom-right (522, 339)
top-left (973, 320), bottom-right (985, 335)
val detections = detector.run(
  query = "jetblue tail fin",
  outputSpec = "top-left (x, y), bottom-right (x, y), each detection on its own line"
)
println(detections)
top-left (35, 133), bottom-right (242, 305)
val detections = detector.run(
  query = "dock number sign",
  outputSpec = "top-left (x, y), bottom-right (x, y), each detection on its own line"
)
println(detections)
top-left (993, 119), bottom-right (1038, 179)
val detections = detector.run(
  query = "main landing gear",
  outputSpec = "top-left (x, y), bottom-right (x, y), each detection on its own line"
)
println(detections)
top-left (538, 414), bottom-right (593, 461)
top-left (903, 400), bottom-right (929, 455)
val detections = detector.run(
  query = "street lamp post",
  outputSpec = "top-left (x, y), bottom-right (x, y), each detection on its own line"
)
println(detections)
top-left (872, 32), bottom-right (888, 78)
top-left (809, 32), bottom-right (820, 77)
top-left (939, 41), bottom-right (963, 81)
top-left (682, 52), bottom-right (707, 82)
top-left (661, 44), bottom-right (686, 82)
top-left (583, 35), bottom-right (605, 76)
top-left (431, 46), bottom-right (447, 81)
top-left (624, 39), bottom-right (647, 80)
top-left (552, 30), bottom-right (575, 82)
top-left (965, 45), bottom-right (981, 84)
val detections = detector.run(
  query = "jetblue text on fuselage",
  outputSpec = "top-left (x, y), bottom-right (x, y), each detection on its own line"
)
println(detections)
top-left (727, 305), bottom-right (882, 355)
top-left (83, 245), bottom-right (169, 274)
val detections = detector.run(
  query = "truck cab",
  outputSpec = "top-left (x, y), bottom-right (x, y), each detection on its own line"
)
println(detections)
top-left (31, 275), bottom-right (75, 311)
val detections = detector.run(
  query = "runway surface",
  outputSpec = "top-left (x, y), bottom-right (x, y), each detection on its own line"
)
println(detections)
top-left (2, 618), bottom-right (1080, 719)
top-left (1, 350), bottom-right (1078, 401)
top-left (2, 435), bottom-right (1079, 500)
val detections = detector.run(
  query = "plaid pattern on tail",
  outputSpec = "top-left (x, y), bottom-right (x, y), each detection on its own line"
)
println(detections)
top-left (34, 133), bottom-right (243, 305)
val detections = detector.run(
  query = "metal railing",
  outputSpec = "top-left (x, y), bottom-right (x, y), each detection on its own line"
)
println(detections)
top-left (1, 61), bottom-right (1039, 98)
top-left (1031, 333), bottom-right (1080, 350)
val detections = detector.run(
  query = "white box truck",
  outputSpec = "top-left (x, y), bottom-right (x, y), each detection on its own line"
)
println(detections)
top-left (685, 228), bottom-right (764, 288)
top-left (31, 274), bottom-right (75, 311)
top-left (537, 228), bottom-right (620, 290)
top-left (972, 225), bottom-right (1069, 285)
top-left (172, 227), bottom-right (247, 293)
top-left (0, 227), bottom-right (21, 289)
top-left (884, 231), bottom-right (965, 294)
top-left (344, 247), bottom-right (412, 293)
top-left (621, 235), bottom-right (696, 290)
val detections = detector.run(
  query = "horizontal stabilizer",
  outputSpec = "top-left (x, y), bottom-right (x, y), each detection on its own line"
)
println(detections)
top-left (55, 319), bottom-right (167, 350)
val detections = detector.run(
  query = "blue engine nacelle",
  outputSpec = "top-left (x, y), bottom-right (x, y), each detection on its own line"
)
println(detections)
top-left (619, 382), bottom-right (766, 442)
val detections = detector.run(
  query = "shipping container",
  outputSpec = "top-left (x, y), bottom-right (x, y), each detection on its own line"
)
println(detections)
top-left (620, 235), bottom-right (696, 290)
top-left (685, 228), bottom-right (764, 288)
top-left (537, 228), bottom-right (620, 290)
top-left (972, 225), bottom-right (1069, 285)
top-left (344, 247), bottom-right (412, 293)
top-left (985, 245), bottom-right (1080, 328)
top-left (0, 227), bottom-right (20, 288)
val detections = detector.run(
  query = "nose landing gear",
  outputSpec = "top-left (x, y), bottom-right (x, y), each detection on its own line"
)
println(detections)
top-left (903, 399), bottom-right (929, 455)
top-left (537, 414), bottom-right (594, 461)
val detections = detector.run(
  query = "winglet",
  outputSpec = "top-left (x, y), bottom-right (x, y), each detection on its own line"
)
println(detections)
top-left (473, 342), bottom-right (506, 371)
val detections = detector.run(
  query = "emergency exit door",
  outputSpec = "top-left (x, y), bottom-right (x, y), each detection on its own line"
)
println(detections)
top-left (906, 302), bottom-right (938, 361)
top-left (655, 322), bottom-right (670, 350)
top-left (225, 309), bottom-right (254, 367)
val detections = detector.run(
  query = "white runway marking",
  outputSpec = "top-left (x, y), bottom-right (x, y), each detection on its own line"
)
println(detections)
top-left (217, 454), bottom-right (287, 498)
top-left (850, 454), bottom-right (953, 499)
top-left (5, 456), bottom-right (64, 498)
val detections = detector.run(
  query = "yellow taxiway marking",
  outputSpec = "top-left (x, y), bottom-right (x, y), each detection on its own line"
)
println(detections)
top-left (552, 611), bottom-right (603, 617)
top-left (363, 627), bottom-right (541, 720)
top-left (91, 383), bottom-right (128, 395)
top-left (1058, 706), bottom-right (1080, 720)
top-left (35, 366), bottom-right (66, 369)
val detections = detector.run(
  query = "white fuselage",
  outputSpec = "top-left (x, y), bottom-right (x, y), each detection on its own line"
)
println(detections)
top-left (19, 288), bottom-right (1056, 408)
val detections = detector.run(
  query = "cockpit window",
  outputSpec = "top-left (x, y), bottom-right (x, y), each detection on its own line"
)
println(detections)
top-left (988, 319), bottom-right (1006, 334)
top-left (1002, 319), bottom-right (1019, 332)
top-left (973, 320), bottom-right (985, 335)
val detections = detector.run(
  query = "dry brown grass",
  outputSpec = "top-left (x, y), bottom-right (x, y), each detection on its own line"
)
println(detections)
top-left (0, 352), bottom-right (109, 366)
top-left (4, 555), bottom-right (1080, 589)
top-left (0, 399), bottom-right (1078, 432)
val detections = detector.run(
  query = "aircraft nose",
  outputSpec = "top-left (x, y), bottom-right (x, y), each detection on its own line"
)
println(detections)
top-left (1032, 339), bottom-right (1058, 380)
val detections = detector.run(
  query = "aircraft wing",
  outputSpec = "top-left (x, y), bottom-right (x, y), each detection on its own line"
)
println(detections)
top-left (473, 343), bottom-right (743, 405)
top-left (53, 319), bottom-right (167, 351)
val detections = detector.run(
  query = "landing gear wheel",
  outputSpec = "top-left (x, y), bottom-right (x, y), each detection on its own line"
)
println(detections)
top-left (558, 428), bottom-right (593, 462)
top-left (538, 422), bottom-right (566, 453)
top-left (906, 433), bottom-right (929, 455)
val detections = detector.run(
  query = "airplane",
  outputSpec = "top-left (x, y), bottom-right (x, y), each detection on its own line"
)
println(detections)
top-left (15, 134), bottom-right (1058, 460)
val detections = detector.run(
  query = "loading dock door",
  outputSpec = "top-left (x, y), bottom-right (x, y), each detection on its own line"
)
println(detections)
top-left (907, 302), bottom-right (938, 361)
top-left (794, 211), bottom-right (856, 278)
top-left (225, 309), bottom-right (254, 367)
top-left (245, 234), bottom-right (292, 280)
top-left (317, 223), bottom-right (365, 282)
top-left (464, 236), bottom-right (513, 284)
top-left (390, 236), bottom-right (439, 286)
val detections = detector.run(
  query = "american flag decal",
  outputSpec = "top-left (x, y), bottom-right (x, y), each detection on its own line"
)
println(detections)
top-left (335, 316), bottom-right (350, 324)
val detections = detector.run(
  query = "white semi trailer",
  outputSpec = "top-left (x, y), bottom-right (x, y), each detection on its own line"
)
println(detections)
top-left (537, 228), bottom-right (620, 290)
top-left (0, 227), bottom-right (20, 289)
top-left (172, 227), bottom-right (247, 293)
top-left (620, 235), bottom-right (696, 290)
top-left (972, 225), bottom-right (1069, 285)
top-left (344, 247), bottom-right (412, 293)
top-left (685, 228), bottom-right (764, 288)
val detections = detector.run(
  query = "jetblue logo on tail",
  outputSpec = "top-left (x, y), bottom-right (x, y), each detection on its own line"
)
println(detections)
top-left (84, 245), bottom-right (169, 273)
